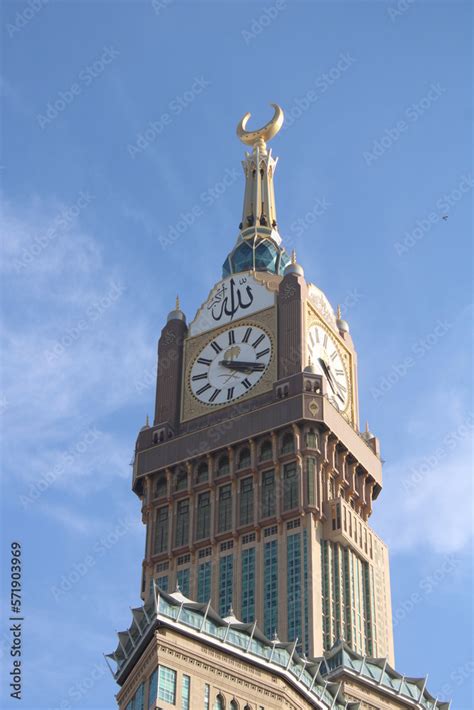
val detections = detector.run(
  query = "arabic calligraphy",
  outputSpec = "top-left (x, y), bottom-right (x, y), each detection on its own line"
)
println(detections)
top-left (208, 277), bottom-right (254, 322)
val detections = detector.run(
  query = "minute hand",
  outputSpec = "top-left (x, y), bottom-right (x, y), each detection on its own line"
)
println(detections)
top-left (219, 360), bottom-right (266, 372)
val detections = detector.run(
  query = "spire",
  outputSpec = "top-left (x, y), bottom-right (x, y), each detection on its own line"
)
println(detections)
top-left (236, 104), bottom-right (283, 234)
top-left (291, 249), bottom-right (297, 264)
top-left (175, 294), bottom-right (180, 311)
top-left (222, 104), bottom-right (291, 278)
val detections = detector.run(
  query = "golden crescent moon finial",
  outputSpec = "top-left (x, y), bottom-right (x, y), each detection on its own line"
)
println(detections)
top-left (236, 103), bottom-right (284, 148)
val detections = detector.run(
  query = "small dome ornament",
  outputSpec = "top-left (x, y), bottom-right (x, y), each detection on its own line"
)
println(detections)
top-left (284, 249), bottom-right (304, 277)
top-left (336, 304), bottom-right (349, 333)
top-left (167, 294), bottom-right (186, 323)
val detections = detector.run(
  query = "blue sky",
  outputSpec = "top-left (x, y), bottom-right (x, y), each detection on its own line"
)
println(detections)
top-left (1, 0), bottom-right (472, 708)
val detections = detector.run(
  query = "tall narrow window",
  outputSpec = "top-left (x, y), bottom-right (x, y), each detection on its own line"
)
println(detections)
top-left (239, 477), bottom-right (254, 526)
top-left (241, 547), bottom-right (255, 623)
top-left (214, 694), bottom-right (225, 710)
top-left (263, 539), bottom-right (278, 639)
top-left (157, 665), bottom-right (176, 704)
top-left (259, 439), bottom-right (273, 461)
top-left (261, 469), bottom-right (275, 518)
top-left (175, 468), bottom-right (188, 492)
top-left (218, 485), bottom-right (232, 532)
top-left (156, 474), bottom-right (167, 498)
top-left (287, 533), bottom-right (302, 643)
top-left (196, 461), bottom-right (209, 484)
top-left (196, 491), bottom-right (210, 540)
top-left (156, 575), bottom-right (168, 592)
top-left (204, 684), bottom-right (210, 710)
top-left (238, 447), bottom-right (251, 469)
top-left (175, 499), bottom-right (189, 547)
top-left (281, 432), bottom-right (295, 454)
top-left (283, 462), bottom-right (298, 511)
top-left (219, 554), bottom-right (233, 616)
top-left (306, 428), bottom-right (317, 448)
top-left (217, 454), bottom-right (229, 477)
top-left (153, 506), bottom-right (168, 554)
top-left (197, 561), bottom-right (212, 603)
top-left (177, 568), bottom-right (190, 596)
top-left (306, 457), bottom-right (316, 506)
top-left (181, 675), bottom-right (190, 710)
top-left (148, 668), bottom-right (158, 710)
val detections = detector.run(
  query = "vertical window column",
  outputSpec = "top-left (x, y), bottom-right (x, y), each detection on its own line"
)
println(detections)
top-left (219, 554), bottom-right (233, 616)
top-left (283, 462), bottom-right (299, 511)
top-left (241, 547), bottom-right (255, 623)
top-left (175, 499), bottom-right (190, 547)
top-left (153, 506), bottom-right (169, 554)
top-left (287, 532), bottom-right (302, 643)
top-left (197, 561), bottom-right (212, 603)
top-left (239, 477), bottom-right (254, 526)
top-left (263, 539), bottom-right (278, 639)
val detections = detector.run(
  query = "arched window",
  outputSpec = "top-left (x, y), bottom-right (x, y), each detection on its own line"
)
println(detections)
top-left (259, 439), bottom-right (272, 462)
top-left (175, 468), bottom-right (188, 492)
top-left (196, 461), bottom-right (209, 484)
top-left (156, 474), bottom-right (167, 498)
top-left (306, 428), bottom-right (317, 448)
top-left (244, 705), bottom-right (252, 710)
top-left (238, 447), bottom-right (251, 469)
top-left (217, 454), bottom-right (229, 477)
top-left (281, 432), bottom-right (295, 454)
top-left (214, 694), bottom-right (225, 710)
top-left (230, 701), bottom-right (239, 710)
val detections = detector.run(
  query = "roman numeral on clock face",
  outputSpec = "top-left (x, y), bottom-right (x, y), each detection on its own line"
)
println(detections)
top-left (242, 378), bottom-right (252, 390)
top-left (228, 330), bottom-right (235, 345)
top-left (192, 373), bottom-right (207, 381)
top-left (242, 327), bottom-right (252, 343)
top-left (197, 357), bottom-right (212, 366)
top-left (227, 387), bottom-right (234, 401)
top-left (256, 348), bottom-right (270, 360)
top-left (209, 388), bottom-right (221, 403)
top-left (335, 368), bottom-right (344, 376)
top-left (252, 334), bottom-right (265, 349)
top-left (330, 351), bottom-right (338, 361)
top-left (196, 383), bottom-right (212, 396)
top-left (210, 340), bottom-right (222, 354)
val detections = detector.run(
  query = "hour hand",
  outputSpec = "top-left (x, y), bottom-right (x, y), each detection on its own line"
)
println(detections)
top-left (318, 358), bottom-right (336, 392)
top-left (219, 359), bottom-right (265, 373)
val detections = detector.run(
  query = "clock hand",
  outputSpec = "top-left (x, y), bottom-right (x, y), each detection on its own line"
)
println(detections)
top-left (219, 360), bottom-right (266, 372)
top-left (318, 358), bottom-right (337, 393)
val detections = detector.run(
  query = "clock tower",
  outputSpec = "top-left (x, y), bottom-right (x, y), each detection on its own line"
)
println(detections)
top-left (131, 103), bottom-right (394, 667)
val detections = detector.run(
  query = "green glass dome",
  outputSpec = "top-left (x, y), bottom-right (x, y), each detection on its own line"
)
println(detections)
top-left (223, 234), bottom-right (290, 278)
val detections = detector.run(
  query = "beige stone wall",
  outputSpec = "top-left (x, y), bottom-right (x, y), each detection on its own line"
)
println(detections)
top-left (116, 626), bottom-right (315, 710)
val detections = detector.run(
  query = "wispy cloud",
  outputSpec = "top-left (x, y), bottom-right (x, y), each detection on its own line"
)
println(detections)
top-left (1, 197), bottom-right (155, 507)
top-left (373, 392), bottom-right (473, 554)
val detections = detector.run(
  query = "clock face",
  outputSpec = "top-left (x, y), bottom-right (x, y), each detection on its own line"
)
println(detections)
top-left (189, 324), bottom-right (273, 405)
top-left (307, 324), bottom-right (349, 412)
